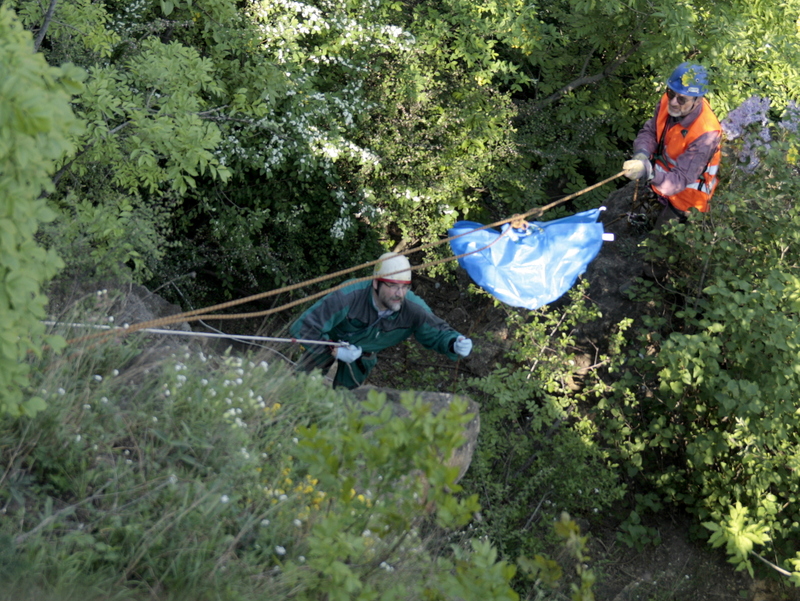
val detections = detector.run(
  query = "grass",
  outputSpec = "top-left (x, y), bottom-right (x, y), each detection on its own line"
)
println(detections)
top-left (0, 311), bottom-right (526, 600)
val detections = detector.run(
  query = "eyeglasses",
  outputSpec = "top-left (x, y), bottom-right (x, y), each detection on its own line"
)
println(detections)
top-left (380, 282), bottom-right (411, 292)
top-left (666, 88), bottom-right (692, 106)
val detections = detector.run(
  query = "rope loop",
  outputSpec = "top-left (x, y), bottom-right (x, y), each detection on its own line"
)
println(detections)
top-left (509, 214), bottom-right (529, 230)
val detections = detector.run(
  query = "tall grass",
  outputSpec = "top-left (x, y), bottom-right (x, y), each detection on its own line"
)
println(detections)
top-left (0, 310), bottom-right (521, 600)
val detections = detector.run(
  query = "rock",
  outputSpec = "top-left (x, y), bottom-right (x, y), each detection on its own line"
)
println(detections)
top-left (47, 268), bottom-right (191, 332)
top-left (45, 269), bottom-right (199, 372)
top-left (349, 386), bottom-right (480, 484)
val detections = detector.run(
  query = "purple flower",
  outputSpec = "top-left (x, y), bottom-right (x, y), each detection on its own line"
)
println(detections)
top-left (721, 96), bottom-right (783, 173)
top-left (721, 96), bottom-right (771, 140)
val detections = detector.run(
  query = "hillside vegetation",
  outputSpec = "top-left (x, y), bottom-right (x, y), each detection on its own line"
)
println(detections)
top-left (2, 0), bottom-right (800, 598)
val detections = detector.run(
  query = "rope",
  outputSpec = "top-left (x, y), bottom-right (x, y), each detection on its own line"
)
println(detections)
top-left (45, 321), bottom-right (342, 347)
top-left (65, 171), bottom-right (625, 346)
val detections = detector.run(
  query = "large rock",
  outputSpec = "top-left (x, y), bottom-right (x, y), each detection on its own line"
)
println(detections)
top-left (47, 272), bottom-right (191, 331)
top-left (350, 386), bottom-right (480, 484)
top-left (45, 271), bottom-right (198, 374)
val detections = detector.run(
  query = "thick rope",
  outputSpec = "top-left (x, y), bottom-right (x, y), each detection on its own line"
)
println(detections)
top-left (65, 171), bottom-right (625, 346)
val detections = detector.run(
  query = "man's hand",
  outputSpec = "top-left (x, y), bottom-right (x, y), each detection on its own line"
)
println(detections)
top-left (335, 343), bottom-right (362, 363)
top-left (623, 153), bottom-right (653, 181)
top-left (453, 336), bottom-right (473, 357)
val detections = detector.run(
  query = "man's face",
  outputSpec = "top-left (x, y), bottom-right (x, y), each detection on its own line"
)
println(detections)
top-left (373, 281), bottom-right (410, 312)
top-left (666, 88), bottom-right (699, 118)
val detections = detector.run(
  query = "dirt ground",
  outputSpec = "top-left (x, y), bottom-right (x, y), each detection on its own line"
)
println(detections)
top-left (585, 510), bottom-right (780, 601)
top-left (366, 180), bottom-right (800, 601)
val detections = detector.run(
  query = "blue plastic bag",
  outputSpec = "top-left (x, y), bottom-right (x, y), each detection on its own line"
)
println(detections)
top-left (448, 208), bottom-right (606, 310)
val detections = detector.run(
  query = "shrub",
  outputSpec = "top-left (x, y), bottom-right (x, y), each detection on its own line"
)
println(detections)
top-left (0, 316), bottom-right (522, 600)
top-left (599, 103), bottom-right (800, 582)
top-left (459, 282), bottom-right (626, 583)
top-left (0, 6), bottom-right (83, 417)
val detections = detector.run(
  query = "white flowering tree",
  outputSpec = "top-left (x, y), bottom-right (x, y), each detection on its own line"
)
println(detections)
top-left (7, 0), bottom-right (800, 297)
top-left (7, 0), bottom-right (520, 296)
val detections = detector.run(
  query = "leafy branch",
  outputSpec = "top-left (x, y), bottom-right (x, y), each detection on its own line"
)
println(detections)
top-left (533, 42), bottom-right (641, 110)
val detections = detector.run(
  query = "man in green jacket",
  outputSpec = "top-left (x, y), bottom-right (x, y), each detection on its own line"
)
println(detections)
top-left (290, 253), bottom-right (473, 389)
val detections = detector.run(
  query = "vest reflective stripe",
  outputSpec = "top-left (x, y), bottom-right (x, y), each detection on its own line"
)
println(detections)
top-left (687, 180), bottom-right (714, 194)
top-left (655, 162), bottom-right (717, 195)
top-left (651, 96), bottom-right (722, 213)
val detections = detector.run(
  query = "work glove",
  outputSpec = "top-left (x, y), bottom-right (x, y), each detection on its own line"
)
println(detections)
top-left (453, 336), bottom-right (473, 358)
top-left (622, 153), bottom-right (653, 181)
top-left (335, 343), bottom-right (362, 363)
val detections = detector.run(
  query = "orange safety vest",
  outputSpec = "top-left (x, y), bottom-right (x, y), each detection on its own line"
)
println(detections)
top-left (652, 95), bottom-right (722, 213)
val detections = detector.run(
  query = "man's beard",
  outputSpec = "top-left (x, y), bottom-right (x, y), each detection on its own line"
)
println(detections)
top-left (385, 298), bottom-right (403, 312)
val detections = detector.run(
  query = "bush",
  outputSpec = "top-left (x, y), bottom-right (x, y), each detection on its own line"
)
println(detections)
top-left (598, 107), bottom-right (800, 582)
top-left (459, 282), bottom-right (626, 592)
top-left (0, 6), bottom-right (83, 417)
top-left (0, 315), bottom-right (524, 600)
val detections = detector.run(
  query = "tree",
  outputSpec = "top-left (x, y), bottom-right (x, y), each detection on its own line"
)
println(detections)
top-left (10, 0), bottom-right (800, 301)
top-left (0, 5), bottom-right (82, 416)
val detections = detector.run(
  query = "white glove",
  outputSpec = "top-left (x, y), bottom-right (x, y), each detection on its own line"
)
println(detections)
top-left (453, 336), bottom-right (472, 357)
top-left (334, 343), bottom-right (362, 363)
top-left (623, 153), bottom-right (653, 181)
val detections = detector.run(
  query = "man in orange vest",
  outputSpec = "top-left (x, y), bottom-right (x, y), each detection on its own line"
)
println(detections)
top-left (623, 63), bottom-right (722, 230)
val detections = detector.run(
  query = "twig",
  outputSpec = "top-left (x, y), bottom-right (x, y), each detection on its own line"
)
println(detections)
top-left (33, 0), bottom-right (58, 52)
top-left (117, 488), bottom-right (213, 584)
top-left (692, 230), bottom-right (718, 313)
top-left (0, 420), bottom-right (36, 494)
top-left (533, 43), bottom-right (641, 110)
top-left (521, 491), bottom-right (550, 532)
top-left (49, 121), bottom-right (131, 190)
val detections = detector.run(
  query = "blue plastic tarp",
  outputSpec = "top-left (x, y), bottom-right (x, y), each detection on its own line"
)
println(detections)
top-left (448, 208), bottom-right (606, 310)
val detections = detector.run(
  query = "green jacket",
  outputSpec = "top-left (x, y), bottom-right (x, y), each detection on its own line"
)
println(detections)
top-left (289, 280), bottom-right (463, 389)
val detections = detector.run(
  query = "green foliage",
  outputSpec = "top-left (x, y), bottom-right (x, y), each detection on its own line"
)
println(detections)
top-left (616, 493), bottom-right (663, 551)
top-left (40, 191), bottom-right (169, 280)
top-left (0, 322), bottom-right (522, 600)
top-left (459, 282), bottom-right (626, 581)
top-left (472, 0), bottom-right (800, 203)
top-left (12, 0), bottom-right (119, 61)
top-left (6, 0), bottom-right (800, 584)
top-left (517, 513), bottom-right (597, 601)
top-left (8, 0), bottom-right (232, 288)
top-left (79, 38), bottom-right (229, 194)
top-left (597, 119), bottom-right (800, 582)
top-left (360, 65), bottom-right (519, 250)
top-left (704, 502), bottom-right (771, 577)
top-left (0, 6), bottom-right (82, 416)
top-left (8, 0), bottom-right (800, 303)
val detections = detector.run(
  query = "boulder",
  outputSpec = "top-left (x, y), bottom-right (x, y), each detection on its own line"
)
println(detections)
top-left (47, 271), bottom-right (191, 332)
top-left (350, 386), bottom-right (480, 484)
